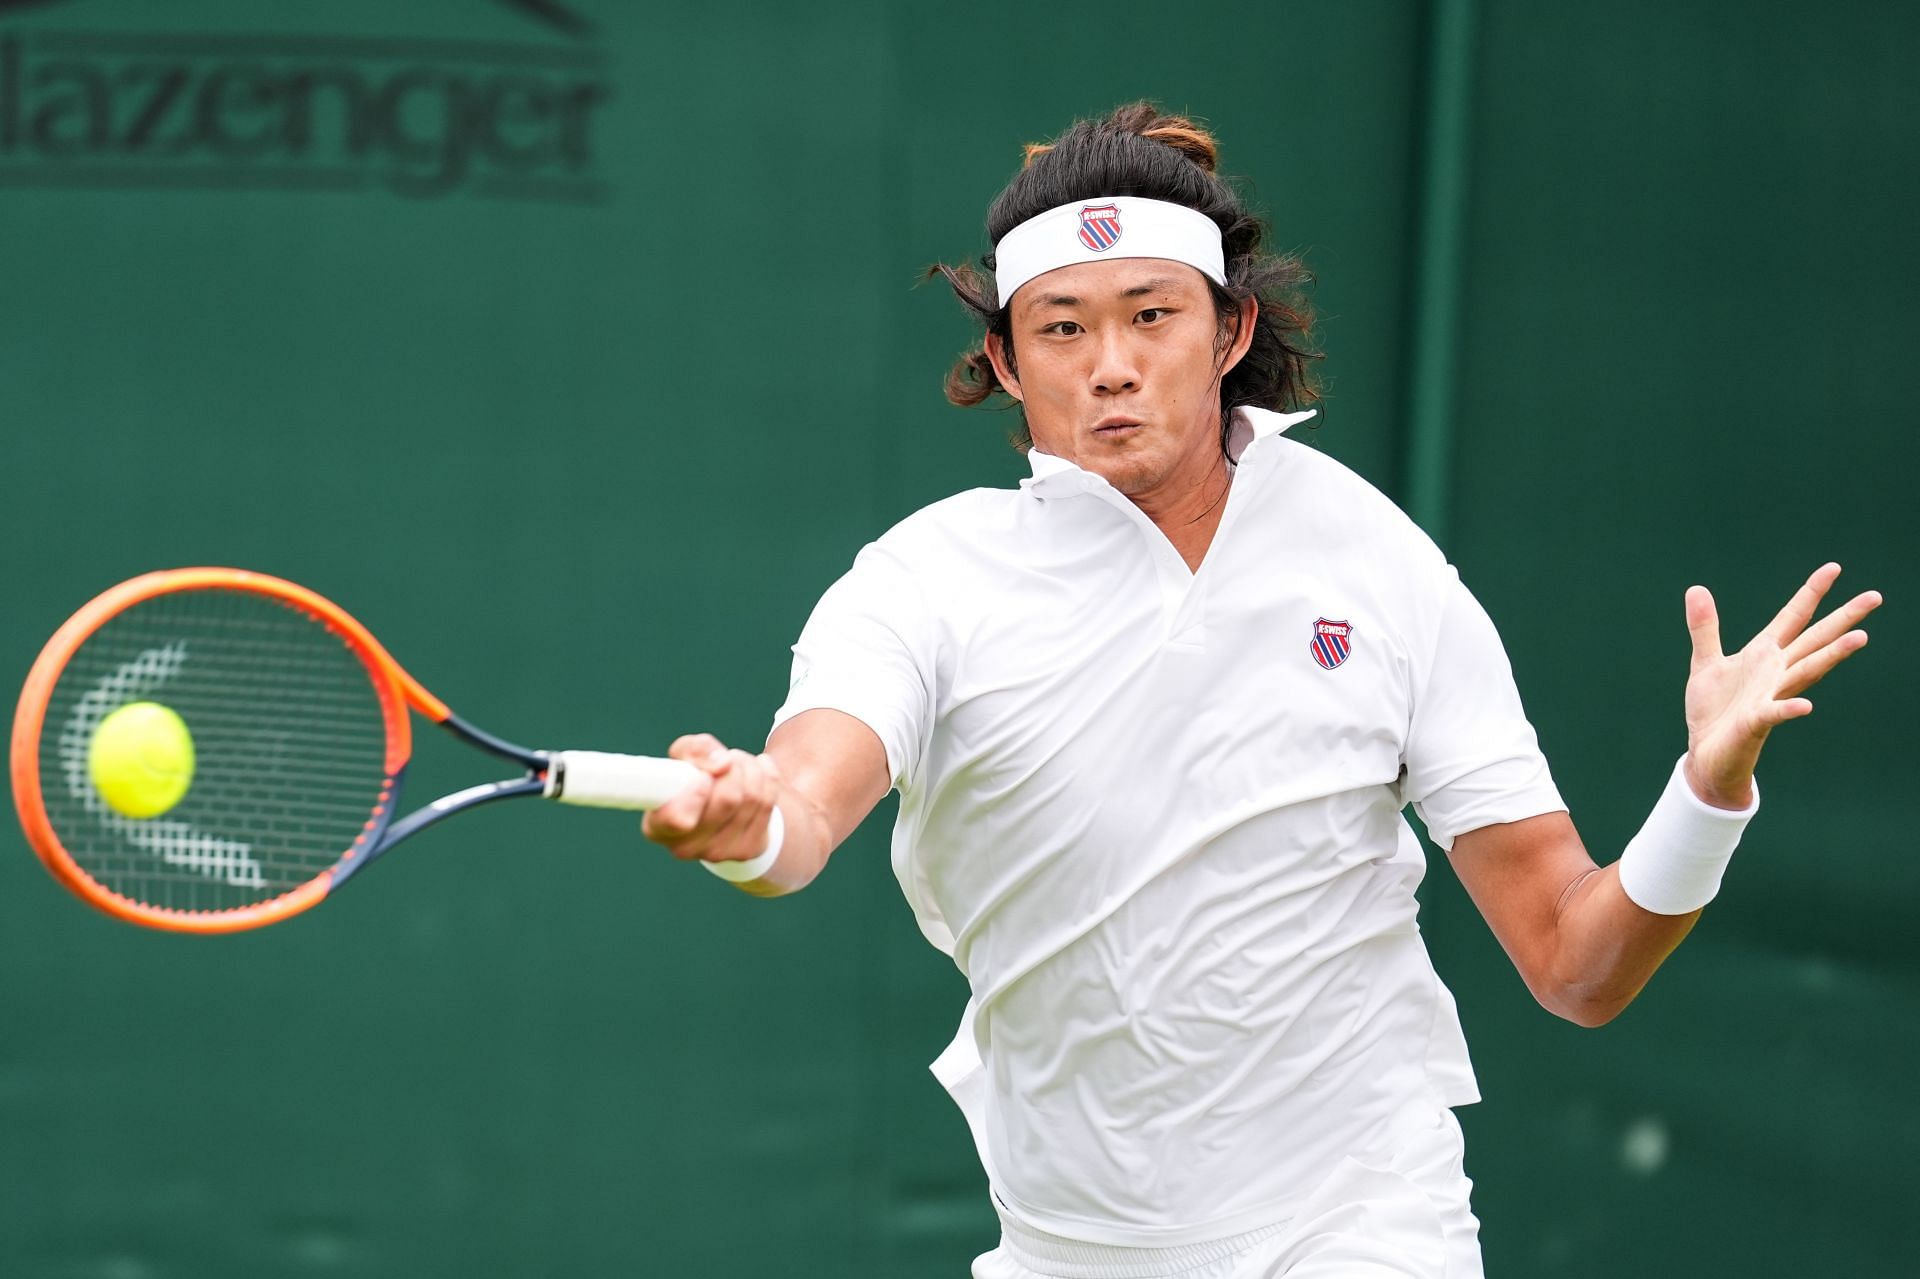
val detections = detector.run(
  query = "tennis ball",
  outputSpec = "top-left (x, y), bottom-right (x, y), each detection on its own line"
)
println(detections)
top-left (88, 701), bottom-right (195, 819)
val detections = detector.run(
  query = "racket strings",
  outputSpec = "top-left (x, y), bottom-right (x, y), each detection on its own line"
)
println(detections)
top-left (37, 587), bottom-right (393, 913)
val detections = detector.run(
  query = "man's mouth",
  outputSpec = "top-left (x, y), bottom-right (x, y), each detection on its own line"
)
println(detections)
top-left (1093, 417), bottom-right (1142, 435)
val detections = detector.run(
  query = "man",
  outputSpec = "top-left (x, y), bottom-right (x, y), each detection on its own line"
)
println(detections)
top-left (642, 105), bottom-right (1879, 1277)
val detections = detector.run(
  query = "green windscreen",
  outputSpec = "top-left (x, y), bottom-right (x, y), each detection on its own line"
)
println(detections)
top-left (1, 1), bottom-right (1911, 1274)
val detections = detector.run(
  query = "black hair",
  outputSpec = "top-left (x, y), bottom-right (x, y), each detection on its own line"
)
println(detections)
top-left (932, 102), bottom-right (1320, 452)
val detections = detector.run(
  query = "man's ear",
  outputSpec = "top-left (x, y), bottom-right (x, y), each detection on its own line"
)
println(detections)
top-left (1219, 295), bottom-right (1258, 377)
top-left (985, 332), bottom-right (1023, 402)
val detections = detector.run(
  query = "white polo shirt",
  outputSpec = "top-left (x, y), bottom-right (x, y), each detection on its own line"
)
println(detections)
top-left (772, 407), bottom-right (1565, 1247)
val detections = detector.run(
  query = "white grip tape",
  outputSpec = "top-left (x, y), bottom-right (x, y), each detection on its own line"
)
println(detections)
top-left (548, 751), bottom-right (701, 810)
top-left (703, 806), bottom-right (785, 883)
top-left (1617, 755), bottom-right (1759, 915)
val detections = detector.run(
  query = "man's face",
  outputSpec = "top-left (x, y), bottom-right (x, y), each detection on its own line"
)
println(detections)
top-left (987, 259), bottom-right (1251, 501)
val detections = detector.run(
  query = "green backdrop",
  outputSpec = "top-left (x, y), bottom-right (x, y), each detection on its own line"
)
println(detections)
top-left (2, 1), bottom-right (1912, 1274)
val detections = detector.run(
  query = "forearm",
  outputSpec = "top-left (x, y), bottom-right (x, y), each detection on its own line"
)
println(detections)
top-left (1539, 863), bottom-right (1700, 1027)
top-left (1540, 752), bottom-right (1758, 1021)
top-left (1450, 778), bottom-right (1748, 1027)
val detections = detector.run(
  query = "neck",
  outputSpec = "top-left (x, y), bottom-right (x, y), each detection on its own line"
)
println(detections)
top-left (1129, 451), bottom-right (1234, 572)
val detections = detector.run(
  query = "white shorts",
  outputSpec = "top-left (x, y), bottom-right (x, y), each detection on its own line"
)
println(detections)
top-left (971, 1106), bottom-right (1483, 1279)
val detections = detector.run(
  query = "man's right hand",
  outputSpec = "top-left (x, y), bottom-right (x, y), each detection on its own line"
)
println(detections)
top-left (637, 712), bottom-right (894, 896)
top-left (641, 733), bottom-right (785, 867)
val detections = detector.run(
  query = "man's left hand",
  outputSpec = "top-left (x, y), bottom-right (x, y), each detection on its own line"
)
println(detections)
top-left (1682, 562), bottom-right (1881, 809)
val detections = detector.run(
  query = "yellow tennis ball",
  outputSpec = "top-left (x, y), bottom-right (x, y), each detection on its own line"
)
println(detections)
top-left (88, 701), bottom-right (195, 819)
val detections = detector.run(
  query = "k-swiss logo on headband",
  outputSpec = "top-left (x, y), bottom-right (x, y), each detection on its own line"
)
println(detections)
top-left (1310, 618), bottom-right (1353, 670)
top-left (1077, 203), bottom-right (1122, 252)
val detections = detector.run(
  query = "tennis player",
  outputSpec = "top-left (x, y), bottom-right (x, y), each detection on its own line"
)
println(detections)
top-left (643, 104), bottom-right (1880, 1277)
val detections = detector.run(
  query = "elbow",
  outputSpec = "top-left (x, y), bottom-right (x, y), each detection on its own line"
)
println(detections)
top-left (1535, 983), bottom-right (1634, 1028)
top-left (1554, 999), bottom-right (1625, 1029)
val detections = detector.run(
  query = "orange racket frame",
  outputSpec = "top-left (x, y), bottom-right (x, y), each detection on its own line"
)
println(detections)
top-left (11, 568), bottom-right (709, 934)
top-left (10, 569), bottom-right (464, 932)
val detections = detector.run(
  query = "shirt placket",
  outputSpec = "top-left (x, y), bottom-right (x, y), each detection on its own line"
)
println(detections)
top-left (1081, 486), bottom-right (1200, 646)
top-left (1156, 445), bottom-right (1274, 651)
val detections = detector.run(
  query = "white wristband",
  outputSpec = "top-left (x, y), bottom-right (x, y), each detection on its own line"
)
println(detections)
top-left (703, 807), bottom-right (786, 884)
top-left (1616, 756), bottom-right (1758, 915)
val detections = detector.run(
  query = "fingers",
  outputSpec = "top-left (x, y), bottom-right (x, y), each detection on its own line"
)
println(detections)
top-left (1781, 629), bottom-right (1870, 697)
top-left (1774, 568), bottom-right (1879, 695)
top-left (639, 735), bottom-right (781, 864)
top-left (1686, 569), bottom-right (1876, 780)
top-left (1784, 588), bottom-right (1883, 664)
top-left (644, 733), bottom-right (728, 844)
top-left (1685, 585), bottom-right (1722, 669)
top-left (642, 769), bottom-right (714, 840)
top-left (701, 750), bottom-right (781, 860)
top-left (1760, 696), bottom-right (1814, 727)
top-left (668, 733), bottom-right (725, 763)
top-left (1764, 562), bottom-right (1843, 646)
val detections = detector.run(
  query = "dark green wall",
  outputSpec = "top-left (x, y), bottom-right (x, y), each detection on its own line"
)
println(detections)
top-left (2, 2), bottom-right (1911, 1275)
top-left (1429, 3), bottom-right (1919, 1272)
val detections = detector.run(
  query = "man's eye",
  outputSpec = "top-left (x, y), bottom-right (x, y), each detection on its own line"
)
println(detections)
top-left (1046, 321), bottom-right (1082, 336)
top-left (1137, 308), bottom-right (1167, 324)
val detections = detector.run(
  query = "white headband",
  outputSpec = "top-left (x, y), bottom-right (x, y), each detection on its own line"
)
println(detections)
top-left (993, 196), bottom-right (1226, 307)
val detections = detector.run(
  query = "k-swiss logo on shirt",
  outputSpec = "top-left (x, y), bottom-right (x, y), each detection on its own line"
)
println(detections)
top-left (1077, 204), bottom-right (1122, 252)
top-left (1310, 618), bottom-right (1353, 670)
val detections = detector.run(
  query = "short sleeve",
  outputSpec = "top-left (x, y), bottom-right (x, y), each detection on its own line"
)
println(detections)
top-left (1403, 570), bottom-right (1566, 849)
top-left (770, 542), bottom-right (937, 791)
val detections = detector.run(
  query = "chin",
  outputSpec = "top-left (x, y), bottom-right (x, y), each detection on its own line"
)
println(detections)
top-left (1088, 455), bottom-right (1161, 495)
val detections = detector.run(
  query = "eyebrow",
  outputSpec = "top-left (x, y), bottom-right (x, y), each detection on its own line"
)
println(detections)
top-left (1026, 277), bottom-right (1186, 310)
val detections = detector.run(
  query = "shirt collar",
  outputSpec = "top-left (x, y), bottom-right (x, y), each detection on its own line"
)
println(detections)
top-left (1021, 406), bottom-right (1318, 492)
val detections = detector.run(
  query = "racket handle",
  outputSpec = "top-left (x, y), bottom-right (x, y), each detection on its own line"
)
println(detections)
top-left (546, 750), bottom-right (785, 877)
top-left (545, 751), bottom-right (701, 810)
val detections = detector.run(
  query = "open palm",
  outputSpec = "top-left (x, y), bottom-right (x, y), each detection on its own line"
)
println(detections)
top-left (1683, 563), bottom-right (1881, 808)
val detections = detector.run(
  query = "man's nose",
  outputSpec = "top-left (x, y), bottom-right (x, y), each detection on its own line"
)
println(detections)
top-left (1090, 333), bottom-right (1141, 394)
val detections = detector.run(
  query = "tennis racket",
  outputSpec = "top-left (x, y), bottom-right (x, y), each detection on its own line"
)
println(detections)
top-left (9, 568), bottom-right (774, 933)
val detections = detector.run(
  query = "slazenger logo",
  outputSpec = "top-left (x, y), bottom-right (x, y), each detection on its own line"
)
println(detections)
top-left (0, 0), bottom-right (611, 201)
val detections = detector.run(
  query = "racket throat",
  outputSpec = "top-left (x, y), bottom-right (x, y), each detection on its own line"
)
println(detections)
top-left (440, 711), bottom-right (546, 769)
top-left (332, 774), bottom-right (546, 890)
